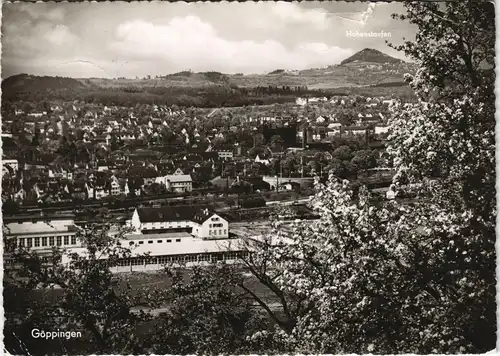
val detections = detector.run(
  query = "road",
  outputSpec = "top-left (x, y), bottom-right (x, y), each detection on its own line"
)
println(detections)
top-left (265, 196), bottom-right (313, 206)
top-left (216, 196), bottom-right (313, 212)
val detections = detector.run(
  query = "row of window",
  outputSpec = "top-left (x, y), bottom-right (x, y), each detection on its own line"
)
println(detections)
top-left (18, 235), bottom-right (78, 248)
top-left (116, 251), bottom-right (249, 266)
top-left (129, 238), bottom-right (182, 246)
top-left (143, 223), bottom-right (190, 229)
top-left (209, 229), bottom-right (227, 236)
top-left (210, 223), bottom-right (224, 228)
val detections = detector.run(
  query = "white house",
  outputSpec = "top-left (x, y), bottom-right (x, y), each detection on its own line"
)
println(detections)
top-left (374, 125), bottom-right (390, 135)
top-left (85, 182), bottom-right (109, 200)
top-left (386, 185), bottom-right (397, 200)
top-left (295, 98), bottom-right (308, 106)
top-left (109, 176), bottom-right (122, 196)
top-left (328, 122), bottom-right (342, 129)
top-left (344, 127), bottom-right (367, 136)
top-left (327, 128), bottom-right (341, 137)
top-left (155, 173), bottom-right (193, 193)
top-left (218, 151), bottom-right (234, 160)
top-left (128, 206), bottom-right (229, 239)
top-left (316, 116), bottom-right (327, 124)
top-left (27, 112), bottom-right (46, 118)
top-left (191, 209), bottom-right (229, 239)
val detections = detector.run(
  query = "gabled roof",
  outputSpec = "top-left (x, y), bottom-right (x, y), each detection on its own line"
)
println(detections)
top-left (192, 209), bottom-right (218, 224)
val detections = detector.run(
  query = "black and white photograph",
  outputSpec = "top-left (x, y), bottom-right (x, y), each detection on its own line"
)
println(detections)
top-left (1, 1), bottom-right (496, 355)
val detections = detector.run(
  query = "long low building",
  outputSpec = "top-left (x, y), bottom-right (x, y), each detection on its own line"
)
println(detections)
top-left (112, 231), bottom-right (249, 272)
top-left (4, 215), bottom-right (80, 252)
top-left (56, 231), bottom-right (250, 273)
top-left (5, 207), bottom-right (250, 273)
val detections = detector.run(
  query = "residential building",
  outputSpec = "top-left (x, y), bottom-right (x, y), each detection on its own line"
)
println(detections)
top-left (155, 170), bottom-right (193, 193)
top-left (218, 151), bottom-right (234, 160)
top-left (109, 176), bottom-right (122, 196)
top-left (128, 206), bottom-right (229, 239)
top-left (374, 124), bottom-right (390, 136)
top-left (85, 182), bottom-right (109, 200)
top-left (344, 126), bottom-right (368, 136)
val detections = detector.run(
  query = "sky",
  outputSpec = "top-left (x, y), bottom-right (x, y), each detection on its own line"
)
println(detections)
top-left (2, 2), bottom-right (417, 79)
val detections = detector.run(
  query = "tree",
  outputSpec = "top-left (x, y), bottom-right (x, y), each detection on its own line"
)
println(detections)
top-left (2, 198), bottom-right (20, 215)
top-left (351, 149), bottom-right (377, 171)
top-left (232, 1), bottom-right (495, 354)
top-left (270, 135), bottom-right (284, 150)
top-left (147, 182), bottom-right (167, 195)
top-left (193, 162), bottom-right (214, 183)
top-left (325, 158), bottom-right (345, 178)
top-left (332, 145), bottom-right (352, 161)
top-left (253, 133), bottom-right (265, 147)
top-left (387, 0), bottom-right (495, 350)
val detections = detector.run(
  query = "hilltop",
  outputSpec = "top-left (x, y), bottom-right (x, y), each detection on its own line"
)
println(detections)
top-left (341, 48), bottom-right (405, 65)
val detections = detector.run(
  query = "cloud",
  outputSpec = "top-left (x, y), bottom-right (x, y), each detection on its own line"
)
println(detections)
top-left (3, 4), bottom-right (78, 58)
top-left (269, 2), bottom-right (330, 30)
top-left (110, 17), bottom-right (353, 74)
top-left (3, 22), bottom-right (79, 59)
top-left (44, 25), bottom-right (79, 46)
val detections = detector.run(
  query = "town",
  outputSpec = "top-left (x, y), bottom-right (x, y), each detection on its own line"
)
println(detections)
top-left (4, 1), bottom-right (494, 355)
top-left (2, 90), bottom-right (401, 268)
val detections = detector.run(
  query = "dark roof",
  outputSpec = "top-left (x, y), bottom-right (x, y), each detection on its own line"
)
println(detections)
top-left (344, 126), bottom-right (368, 130)
top-left (200, 152), bottom-right (218, 160)
top-left (3, 214), bottom-right (75, 222)
top-left (243, 177), bottom-right (271, 189)
top-left (136, 205), bottom-right (211, 223)
top-left (192, 208), bottom-right (216, 224)
top-left (68, 181), bottom-right (86, 192)
top-left (1, 136), bottom-right (18, 149)
top-left (128, 166), bottom-right (158, 178)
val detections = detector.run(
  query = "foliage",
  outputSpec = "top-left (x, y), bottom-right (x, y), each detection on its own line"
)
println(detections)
top-left (387, 0), bottom-right (496, 349)
top-left (350, 149), bottom-right (377, 171)
top-left (332, 145), bottom-right (352, 161)
top-left (237, 1), bottom-right (496, 354)
top-left (151, 264), bottom-right (271, 355)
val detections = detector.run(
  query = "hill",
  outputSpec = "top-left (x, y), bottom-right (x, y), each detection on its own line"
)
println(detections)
top-left (340, 48), bottom-right (404, 65)
top-left (1, 73), bottom-right (87, 92)
top-left (2, 50), bottom-right (417, 106)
